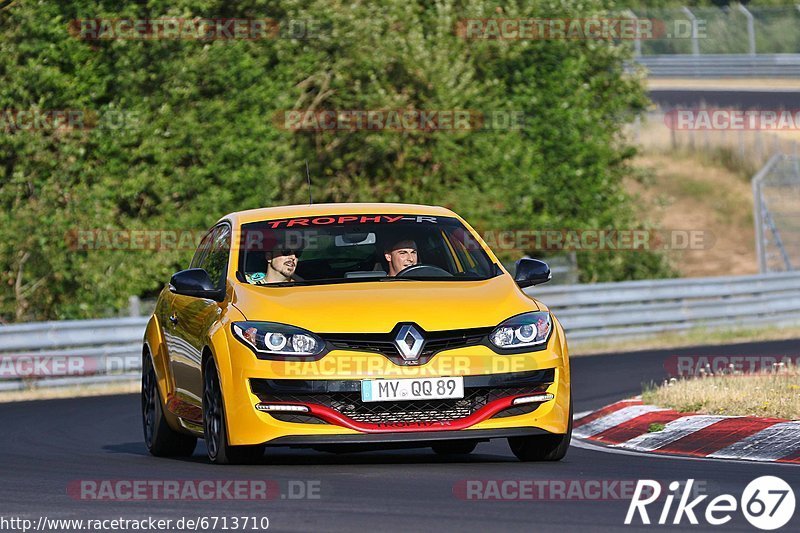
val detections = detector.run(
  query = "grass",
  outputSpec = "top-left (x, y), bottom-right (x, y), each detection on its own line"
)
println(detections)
top-left (642, 366), bottom-right (800, 420)
top-left (0, 380), bottom-right (138, 403)
top-left (674, 178), bottom-right (716, 199)
top-left (627, 152), bottom-right (757, 278)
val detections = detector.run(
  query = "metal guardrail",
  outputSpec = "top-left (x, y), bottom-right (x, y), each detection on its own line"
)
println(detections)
top-left (527, 271), bottom-right (800, 340)
top-left (0, 316), bottom-right (148, 352)
top-left (1, 271), bottom-right (800, 391)
top-left (0, 317), bottom-right (146, 392)
top-left (635, 54), bottom-right (800, 78)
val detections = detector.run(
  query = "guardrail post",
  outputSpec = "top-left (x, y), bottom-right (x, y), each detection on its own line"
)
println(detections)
top-left (794, 143), bottom-right (800, 178)
top-left (755, 133), bottom-right (764, 162)
top-left (622, 9), bottom-right (641, 57)
top-left (681, 7), bottom-right (700, 56)
top-left (737, 4), bottom-right (756, 56)
top-left (671, 119), bottom-right (677, 149)
top-left (738, 130), bottom-right (746, 159)
top-left (753, 175), bottom-right (766, 273)
top-left (128, 295), bottom-right (141, 317)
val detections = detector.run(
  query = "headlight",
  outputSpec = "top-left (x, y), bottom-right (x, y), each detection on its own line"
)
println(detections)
top-left (489, 312), bottom-right (551, 350)
top-left (232, 321), bottom-right (325, 357)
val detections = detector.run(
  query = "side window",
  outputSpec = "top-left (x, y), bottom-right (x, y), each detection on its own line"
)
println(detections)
top-left (204, 225), bottom-right (231, 290)
top-left (190, 229), bottom-right (215, 270)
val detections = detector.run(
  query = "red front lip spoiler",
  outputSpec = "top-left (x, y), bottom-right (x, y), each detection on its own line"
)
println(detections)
top-left (256, 394), bottom-right (539, 433)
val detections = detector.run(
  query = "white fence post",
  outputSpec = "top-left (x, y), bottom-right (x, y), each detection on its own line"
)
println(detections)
top-left (681, 7), bottom-right (700, 56)
top-left (737, 4), bottom-right (756, 56)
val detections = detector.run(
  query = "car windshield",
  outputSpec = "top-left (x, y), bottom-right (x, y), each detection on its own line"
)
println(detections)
top-left (237, 214), bottom-right (500, 286)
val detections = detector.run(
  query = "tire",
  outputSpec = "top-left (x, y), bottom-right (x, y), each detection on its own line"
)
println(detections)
top-left (142, 354), bottom-right (197, 457)
top-left (203, 357), bottom-right (265, 465)
top-left (431, 440), bottom-right (478, 455)
top-left (508, 397), bottom-right (572, 462)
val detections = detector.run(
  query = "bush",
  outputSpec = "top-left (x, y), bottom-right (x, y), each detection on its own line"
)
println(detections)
top-left (0, 0), bottom-right (672, 321)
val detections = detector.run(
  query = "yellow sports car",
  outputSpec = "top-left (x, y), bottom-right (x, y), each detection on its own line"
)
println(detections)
top-left (142, 203), bottom-right (571, 464)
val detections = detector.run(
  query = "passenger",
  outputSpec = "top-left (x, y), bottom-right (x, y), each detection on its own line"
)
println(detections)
top-left (384, 239), bottom-right (418, 276)
top-left (246, 245), bottom-right (302, 285)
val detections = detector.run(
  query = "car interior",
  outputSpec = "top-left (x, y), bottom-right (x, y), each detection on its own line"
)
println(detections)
top-left (238, 221), bottom-right (491, 283)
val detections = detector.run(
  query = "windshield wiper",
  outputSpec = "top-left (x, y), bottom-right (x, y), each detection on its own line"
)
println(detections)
top-left (381, 275), bottom-right (493, 282)
top-left (251, 274), bottom-right (494, 287)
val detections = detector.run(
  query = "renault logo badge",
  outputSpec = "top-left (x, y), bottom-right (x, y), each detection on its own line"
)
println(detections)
top-left (394, 324), bottom-right (424, 361)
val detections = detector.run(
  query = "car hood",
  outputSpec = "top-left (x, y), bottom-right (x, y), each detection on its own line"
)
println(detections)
top-left (231, 275), bottom-right (542, 333)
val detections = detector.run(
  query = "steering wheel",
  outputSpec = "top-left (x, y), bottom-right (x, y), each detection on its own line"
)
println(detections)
top-left (395, 264), bottom-right (453, 278)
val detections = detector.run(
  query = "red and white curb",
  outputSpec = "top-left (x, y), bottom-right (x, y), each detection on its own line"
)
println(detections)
top-left (573, 398), bottom-right (800, 464)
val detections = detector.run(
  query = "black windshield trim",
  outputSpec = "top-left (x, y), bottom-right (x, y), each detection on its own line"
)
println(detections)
top-left (238, 215), bottom-right (498, 285)
top-left (244, 274), bottom-right (499, 287)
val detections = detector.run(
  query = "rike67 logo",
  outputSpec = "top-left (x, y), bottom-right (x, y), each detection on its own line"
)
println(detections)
top-left (625, 477), bottom-right (795, 530)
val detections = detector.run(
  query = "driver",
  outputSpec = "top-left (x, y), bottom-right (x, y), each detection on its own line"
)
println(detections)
top-left (246, 244), bottom-right (302, 285)
top-left (384, 239), bottom-right (418, 276)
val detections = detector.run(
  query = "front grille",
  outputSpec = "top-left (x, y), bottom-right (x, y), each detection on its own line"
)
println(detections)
top-left (253, 384), bottom-right (549, 425)
top-left (348, 404), bottom-right (472, 424)
top-left (491, 404), bottom-right (538, 418)
top-left (328, 389), bottom-right (501, 424)
top-left (423, 333), bottom-right (485, 354)
top-left (269, 413), bottom-right (328, 424)
top-left (326, 338), bottom-right (400, 356)
top-left (322, 325), bottom-right (492, 364)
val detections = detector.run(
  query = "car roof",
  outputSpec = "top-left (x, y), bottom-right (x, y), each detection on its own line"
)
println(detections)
top-left (220, 203), bottom-right (459, 226)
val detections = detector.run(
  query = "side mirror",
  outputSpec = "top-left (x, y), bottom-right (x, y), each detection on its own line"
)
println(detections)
top-left (514, 258), bottom-right (551, 288)
top-left (169, 268), bottom-right (223, 300)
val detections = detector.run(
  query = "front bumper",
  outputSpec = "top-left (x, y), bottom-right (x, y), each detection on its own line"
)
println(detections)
top-left (219, 326), bottom-right (570, 446)
top-left (266, 427), bottom-right (553, 450)
top-left (250, 368), bottom-right (554, 432)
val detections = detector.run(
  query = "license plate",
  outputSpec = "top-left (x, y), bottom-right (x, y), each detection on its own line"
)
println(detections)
top-left (361, 377), bottom-right (464, 402)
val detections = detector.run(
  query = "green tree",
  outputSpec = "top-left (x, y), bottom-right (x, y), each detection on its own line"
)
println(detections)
top-left (0, 0), bottom-right (672, 322)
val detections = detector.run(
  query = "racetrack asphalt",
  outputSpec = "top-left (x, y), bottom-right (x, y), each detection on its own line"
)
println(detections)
top-left (648, 89), bottom-right (800, 109)
top-left (1, 339), bottom-right (798, 532)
